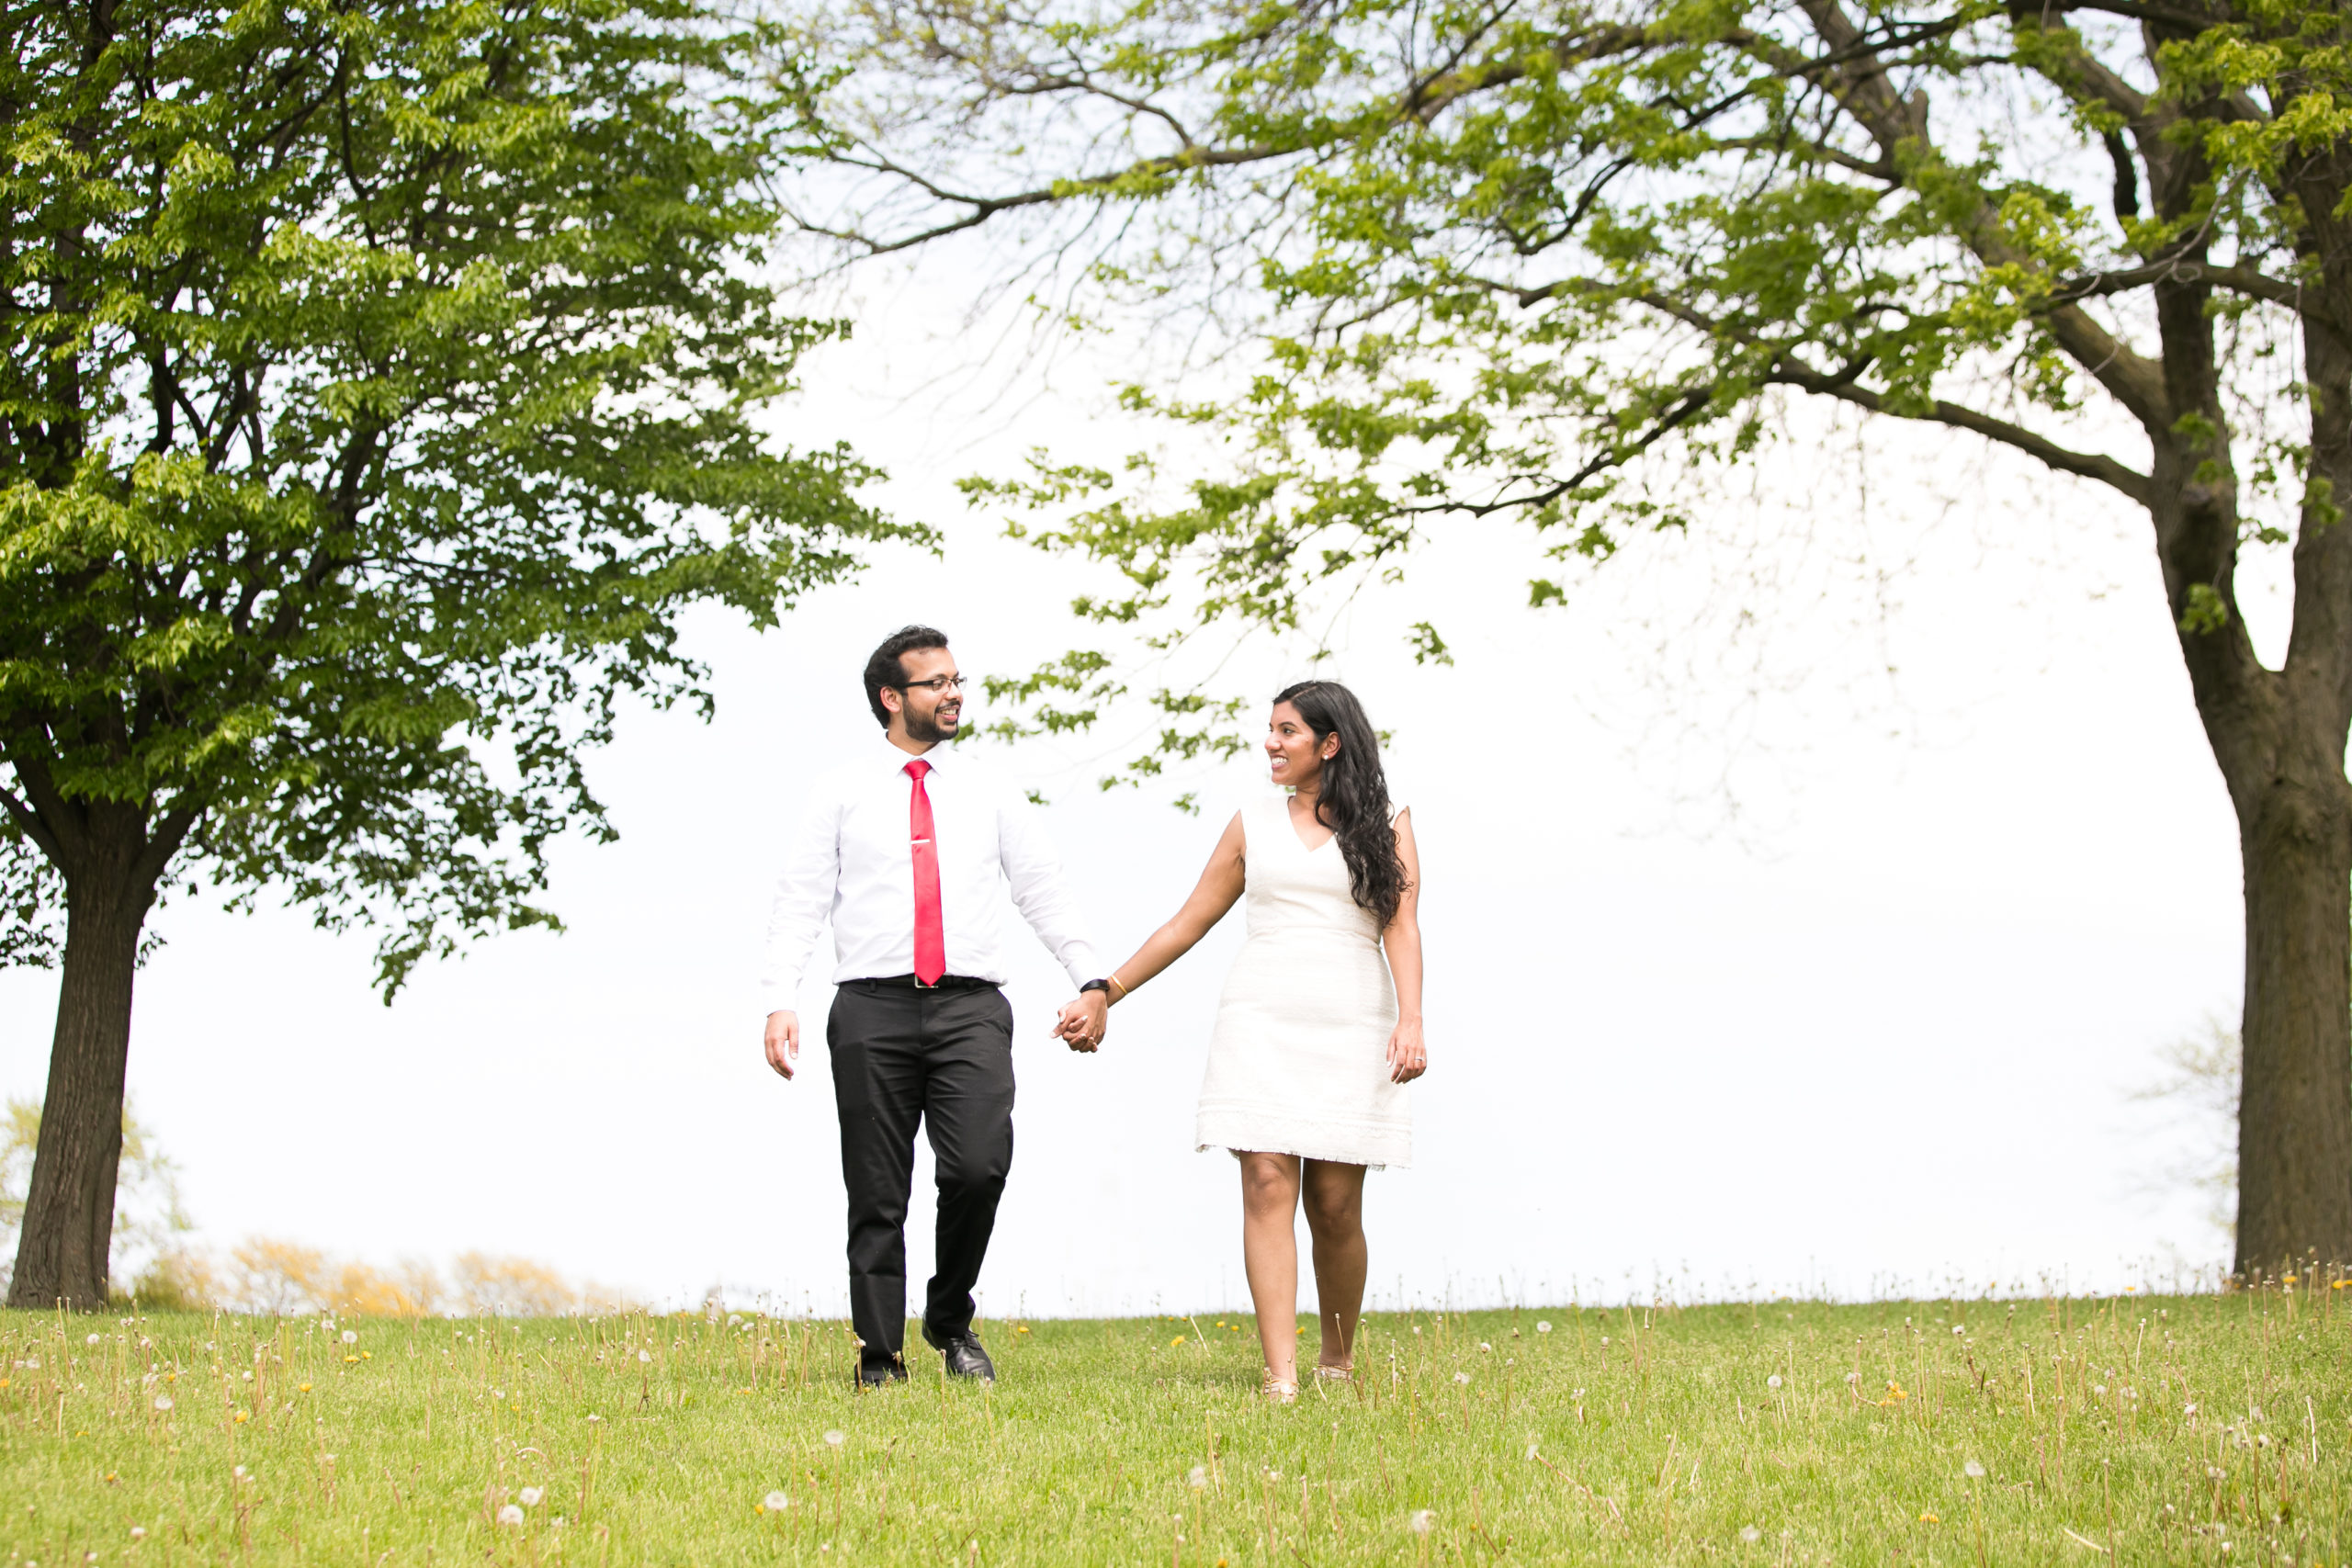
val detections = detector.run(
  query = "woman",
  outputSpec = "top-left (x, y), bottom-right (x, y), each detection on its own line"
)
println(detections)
top-left (1057, 680), bottom-right (1427, 1400)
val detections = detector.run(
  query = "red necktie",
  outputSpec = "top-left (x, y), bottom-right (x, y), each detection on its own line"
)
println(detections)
top-left (905, 760), bottom-right (946, 986)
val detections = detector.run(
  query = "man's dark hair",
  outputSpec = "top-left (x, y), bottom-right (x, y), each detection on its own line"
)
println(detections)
top-left (863, 625), bottom-right (951, 728)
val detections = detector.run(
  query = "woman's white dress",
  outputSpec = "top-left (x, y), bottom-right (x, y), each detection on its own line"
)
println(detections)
top-left (1195, 793), bottom-right (1413, 1168)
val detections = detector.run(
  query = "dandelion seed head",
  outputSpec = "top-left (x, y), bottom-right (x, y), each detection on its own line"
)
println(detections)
top-left (128, 1529), bottom-right (144, 1542)
top-left (85, 1334), bottom-right (99, 1346)
top-left (638, 1350), bottom-right (651, 1363)
top-left (1535, 1321), bottom-right (1552, 1333)
top-left (152, 1395), bottom-right (172, 1412)
top-left (1408, 1509), bottom-right (1435, 1536)
top-left (1188, 1466), bottom-right (1209, 1490)
top-left (1740, 1526), bottom-right (1762, 1543)
top-left (340, 1330), bottom-right (357, 1346)
top-left (823, 1429), bottom-right (845, 1449)
top-left (519, 1487), bottom-right (543, 1507)
top-left (763, 1491), bottom-right (790, 1512)
top-left (1964, 1461), bottom-right (1985, 1479)
top-left (497, 1505), bottom-right (525, 1527)
top-left (1453, 1371), bottom-right (1470, 1384)
top-left (1766, 1375), bottom-right (1782, 1390)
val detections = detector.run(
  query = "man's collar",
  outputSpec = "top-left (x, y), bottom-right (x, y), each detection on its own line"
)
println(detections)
top-left (880, 731), bottom-right (946, 770)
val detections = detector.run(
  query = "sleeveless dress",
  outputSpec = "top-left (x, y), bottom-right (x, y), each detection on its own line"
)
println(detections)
top-left (1194, 793), bottom-right (1413, 1168)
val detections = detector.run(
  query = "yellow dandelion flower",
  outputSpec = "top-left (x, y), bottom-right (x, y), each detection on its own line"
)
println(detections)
top-left (1170, 1337), bottom-right (1187, 1348)
top-left (1919, 1512), bottom-right (1939, 1524)
top-left (233, 1411), bottom-right (249, 1425)
top-left (298, 1383), bottom-right (311, 1393)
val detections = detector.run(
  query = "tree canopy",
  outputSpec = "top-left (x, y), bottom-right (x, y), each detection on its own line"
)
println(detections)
top-left (2, 0), bottom-right (896, 1307)
top-left (806, 0), bottom-right (2352, 1268)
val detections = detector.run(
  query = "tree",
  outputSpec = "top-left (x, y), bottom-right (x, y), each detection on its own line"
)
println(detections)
top-left (800, 0), bottom-right (2352, 1270)
top-left (2, 0), bottom-right (899, 1309)
top-left (0, 1097), bottom-right (191, 1301)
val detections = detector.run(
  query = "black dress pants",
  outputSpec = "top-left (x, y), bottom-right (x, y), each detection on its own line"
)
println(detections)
top-left (827, 978), bottom-right (1015, 1376)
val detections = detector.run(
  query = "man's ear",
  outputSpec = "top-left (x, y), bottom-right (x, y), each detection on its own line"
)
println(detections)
top-left (880, 684), bottom-right (904, 717)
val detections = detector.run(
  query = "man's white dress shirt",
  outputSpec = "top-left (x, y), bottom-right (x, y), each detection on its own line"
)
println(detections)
top-left (760, 736), bottom-right (1103, 1011)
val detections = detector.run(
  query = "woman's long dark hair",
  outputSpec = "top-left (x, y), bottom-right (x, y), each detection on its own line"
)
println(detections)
top-left (1274, 680), bottom-right (1408, 927)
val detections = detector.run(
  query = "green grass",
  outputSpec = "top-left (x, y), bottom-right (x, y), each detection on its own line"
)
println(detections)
top-left (3, 1289), bottom-right (2346, 1564)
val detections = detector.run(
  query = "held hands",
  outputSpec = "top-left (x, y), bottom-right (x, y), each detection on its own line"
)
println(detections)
top-left (1054, 991), bottom-right (1109, 1054)
top-left (1385, 1018), bottom-right (1429, 1084)
top-left (763, 1010), bottom-right (800, 1080)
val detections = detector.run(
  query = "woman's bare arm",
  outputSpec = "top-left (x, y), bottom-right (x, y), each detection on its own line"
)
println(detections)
top-left (1383, 808), bottom-right (1427, 1082)
top-left (1056, 812), bottom-right (1247, 1047)
top-left (1111, 810), bottom-right (1248, 995)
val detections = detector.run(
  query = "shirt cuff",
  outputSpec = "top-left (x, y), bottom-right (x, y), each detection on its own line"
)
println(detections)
top-left (1061, 944), bottom-right (1106, 991)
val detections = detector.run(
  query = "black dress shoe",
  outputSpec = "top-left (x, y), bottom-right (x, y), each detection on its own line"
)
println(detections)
top-left (856, 1358), bottom-right (907, 1388)
top-left (921, 1324), bottom-right (996, 1382)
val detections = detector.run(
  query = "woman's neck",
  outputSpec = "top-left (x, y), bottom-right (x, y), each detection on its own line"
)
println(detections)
top-left (1291, 777), bottom-right (1323, 812)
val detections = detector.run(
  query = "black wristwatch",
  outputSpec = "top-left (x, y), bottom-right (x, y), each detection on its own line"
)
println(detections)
top-left (1079, 978), bottom-right (1111, 997)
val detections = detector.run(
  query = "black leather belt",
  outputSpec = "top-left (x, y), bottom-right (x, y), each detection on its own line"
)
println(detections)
top-left (849, 974), bottom-right (998, 993)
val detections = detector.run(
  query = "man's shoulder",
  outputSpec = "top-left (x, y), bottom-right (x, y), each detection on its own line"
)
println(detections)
top-left (800, 747), bottom-right (890, 805)
top-left (939, 747), bottom-right (1030, 804)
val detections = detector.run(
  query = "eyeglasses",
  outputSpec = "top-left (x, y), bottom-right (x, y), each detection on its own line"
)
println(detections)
top-left (897, 674), bottom-right (967, 694)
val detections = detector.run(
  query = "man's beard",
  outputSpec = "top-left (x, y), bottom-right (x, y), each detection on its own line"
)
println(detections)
top-left (904, 704), bottom-right (959, 744)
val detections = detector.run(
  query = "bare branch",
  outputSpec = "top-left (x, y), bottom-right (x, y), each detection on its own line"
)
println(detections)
top-left (2049, 259), bottom-right (2338, 333)
top-left (810, 141), bottom-right (1294, 256)
top-left (1769, 358), bottom-right (2154, 503)
top-left (1398, 386), bottom-right (1718, 520)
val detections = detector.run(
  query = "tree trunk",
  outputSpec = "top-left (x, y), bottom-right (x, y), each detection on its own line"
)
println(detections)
top-left (6, 829), bottom-right (153, 1310)
top-left (2233, 768), bottom-right (2352, 1274)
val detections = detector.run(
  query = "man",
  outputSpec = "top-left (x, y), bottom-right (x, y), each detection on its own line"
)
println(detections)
top-left (762, 626), bottom-right (1112, 1386)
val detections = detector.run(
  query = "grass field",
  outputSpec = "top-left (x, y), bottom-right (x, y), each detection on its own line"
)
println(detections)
top-left (3, 1286), bottom-right (2346, 1565)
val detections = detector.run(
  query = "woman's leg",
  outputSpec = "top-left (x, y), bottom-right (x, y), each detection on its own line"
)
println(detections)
top-left (1300, 1159), bottom-right (1368, 1371)
top-left (1238, 1151), bottom-right (1303, 1384)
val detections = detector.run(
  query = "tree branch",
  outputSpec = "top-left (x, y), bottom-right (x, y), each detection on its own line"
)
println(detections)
top-left (2048, 259), bottom-right (2339, 333)
top-left (1396, 386), bottom-right (1719, 520)
top-left (0, 780), bottom-right (62, 865)
top-left (129, 806), bottom-right (199, 892)
top-left (1769, 358), bottom-right (2154, 504)
top-left (2, 751), bottom-right (79, 868)
top-left (1793, 0), bottom-right (2174, 429)
top-left (808, 142), bottom-right (1293, 256)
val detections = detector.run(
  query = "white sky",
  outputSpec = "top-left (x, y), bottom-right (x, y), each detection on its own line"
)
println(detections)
top-left (0, 261), bottom-right (2254, 1317)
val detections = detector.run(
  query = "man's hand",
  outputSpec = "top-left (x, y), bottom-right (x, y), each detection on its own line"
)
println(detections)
top-left (764, 1010), bottom-right (800, 1079)
top-left (1054, 992), bottom-right (1108, 1053)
